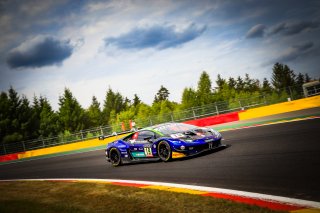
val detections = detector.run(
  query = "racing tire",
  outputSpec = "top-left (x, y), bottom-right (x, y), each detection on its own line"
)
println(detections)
top-left (109, 148), bottom-right (122, 167)
top-left (157, 141), bottom-right (172, 162)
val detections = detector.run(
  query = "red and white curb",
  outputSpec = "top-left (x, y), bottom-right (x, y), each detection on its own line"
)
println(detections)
top-left (2, 178), bottom-right (320, 212)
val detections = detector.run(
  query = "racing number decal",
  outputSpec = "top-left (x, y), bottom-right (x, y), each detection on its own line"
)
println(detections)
top-left (144, 147), bottom-right (153, 157)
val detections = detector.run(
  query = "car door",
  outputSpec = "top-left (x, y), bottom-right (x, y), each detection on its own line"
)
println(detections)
top-left (129, 130), bottom-right (157, 158)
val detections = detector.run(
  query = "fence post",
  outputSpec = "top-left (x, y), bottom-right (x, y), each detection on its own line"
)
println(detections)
top-left (215, 103), bottom-right (219, 115)
top-left (263, 95), bottom-right (267, 105)
top-left (80, 130), bottom-right (84, 140)
top-left (149, 117), bottom-right (153, 126)
top-left (100, 126), bottom-right (104, 135)
top-left (192, 108), bottom-right (196, 119)
top-left (2, 142), bottom-right (6, 155)
top-left (288, 86), bottom-right (293, 100)
top-left (238, 100), bottom-right (243, 110)
top-left (42, 138), bottom-right (45, 148)
top-left (170, 113), bottom-right (174, 122)
top-left (22, 141), bottom-right (26, 152)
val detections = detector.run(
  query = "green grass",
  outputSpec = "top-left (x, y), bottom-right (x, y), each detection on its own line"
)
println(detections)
top-left (0, 181), bottom-right (286, 213)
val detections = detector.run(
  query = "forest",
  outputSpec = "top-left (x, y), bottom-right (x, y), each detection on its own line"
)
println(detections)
top-left (0, 63), bottom-right (316, 144)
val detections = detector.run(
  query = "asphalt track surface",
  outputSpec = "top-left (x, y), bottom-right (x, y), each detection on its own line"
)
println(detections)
top-left (1, 119), bottom-right (320, 202)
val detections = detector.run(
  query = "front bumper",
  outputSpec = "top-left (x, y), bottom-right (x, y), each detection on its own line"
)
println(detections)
top-left (172, 139), bottom-right (225, 159)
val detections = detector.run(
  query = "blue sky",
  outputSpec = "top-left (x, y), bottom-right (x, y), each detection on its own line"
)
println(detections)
top-left (0, 0), bottom-right (319, 110)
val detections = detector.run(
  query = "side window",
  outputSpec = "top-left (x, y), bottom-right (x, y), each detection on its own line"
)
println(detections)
top-left (137, 131), bottom-right (156, 141)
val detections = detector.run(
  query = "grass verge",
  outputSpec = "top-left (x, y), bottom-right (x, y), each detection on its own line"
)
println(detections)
top-left (0, 181), bottom-right (286, 213)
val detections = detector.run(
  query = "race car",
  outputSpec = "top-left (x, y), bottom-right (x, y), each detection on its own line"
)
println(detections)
top-left (103, 122), bottom-right (226, 166)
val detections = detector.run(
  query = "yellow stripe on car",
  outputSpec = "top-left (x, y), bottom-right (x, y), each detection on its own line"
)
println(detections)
top-left (171, 152), bottom-right (186, 159)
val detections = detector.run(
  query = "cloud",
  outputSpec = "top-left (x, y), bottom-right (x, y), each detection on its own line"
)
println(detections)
top-left (6, 35), bottom-right (74, 69)
top-left (246, 24), bottom-right (266, 38)
top-left (292, 42), bottom-right (314, 52)
top-left (278, 41), bottom-right (314, 62)
top-left (104, 23), bottom-right (206, 50)
top-left (269, 21), bottom-right (319, 36)
top-left (262, 41), bottom-right (314, 66)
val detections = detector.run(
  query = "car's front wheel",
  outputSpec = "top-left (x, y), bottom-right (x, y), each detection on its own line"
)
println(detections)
top-left (157, 141), bottom-right (172, 162)
top-left (109, 148), bottom-right (122, 167)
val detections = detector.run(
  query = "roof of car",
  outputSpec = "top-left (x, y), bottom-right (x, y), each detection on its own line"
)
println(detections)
top-left (142, 122), bottom-right (177, 130)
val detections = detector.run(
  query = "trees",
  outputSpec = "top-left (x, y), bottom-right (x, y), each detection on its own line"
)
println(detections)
top-left (197, 71), bottom-right (213, 105)
top-left (181, 87), bottom-right (197, 109)
top-left (2, 87), bottom-right (24, 143)
top-left (261, 78), bottom-right (272, 94)
top-left (133, 94), bottom-right (141, 107)
top-left (271, 63), bottom-right (296, 90)
top-left (228, 77), bottom-right (236, 89)
top-left (102, 88), bottom-right (125, 124)
top-left (58, 88), bottom-right (85, 132)
top-left (0, 88), bottom-right (60, 143)
top-left (0, 92), bottom-right (10, 143)
top-left (87, 96), bottom-right (102, 128)
top-left (153, 85), bottom-right (170, 103)
top-left (216, 74), bottom-right (226, 91)
top-left (236, 76), bottom-right (244, 91)
top-left (243, 73), bottom-right (260, 92)
top-left (0, 87), bottom-right (36, 143)
top-left (296, 73), bottom-right (305, 89)
top-left (39, 97), bottom-right (59, 137)
top-left (305, 73), bottom-right (311, 83)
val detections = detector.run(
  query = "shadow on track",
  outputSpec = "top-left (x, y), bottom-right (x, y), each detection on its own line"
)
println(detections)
top-left (108, 145), bottom-right (230, 167)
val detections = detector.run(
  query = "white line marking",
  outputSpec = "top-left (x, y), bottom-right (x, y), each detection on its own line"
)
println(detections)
top-left (2, 178), bottom-right (320, 209)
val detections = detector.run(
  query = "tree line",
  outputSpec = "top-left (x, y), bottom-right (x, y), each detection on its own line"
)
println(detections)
top-left (0, 63), bottom-right (316, 143)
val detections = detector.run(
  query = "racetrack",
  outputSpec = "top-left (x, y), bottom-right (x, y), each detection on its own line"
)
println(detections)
top-left (1, 118), bottom-right (319, 202)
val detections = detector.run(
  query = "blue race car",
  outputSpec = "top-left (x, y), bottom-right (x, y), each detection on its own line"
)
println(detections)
top-left (103, 122), bottom-right (226, 166)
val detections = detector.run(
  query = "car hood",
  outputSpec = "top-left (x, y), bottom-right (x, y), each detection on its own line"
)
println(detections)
top-left (168, 127), bottom-right (220, 141)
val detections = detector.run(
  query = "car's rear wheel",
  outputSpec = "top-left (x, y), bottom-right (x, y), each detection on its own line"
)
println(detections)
top-left (109, 148), bottom-right (122, 167)
top-left (158, 141), bottom-right (172, 162)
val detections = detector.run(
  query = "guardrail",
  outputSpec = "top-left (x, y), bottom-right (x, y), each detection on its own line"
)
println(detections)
top-left (0, 86), bottom-right (306, 156)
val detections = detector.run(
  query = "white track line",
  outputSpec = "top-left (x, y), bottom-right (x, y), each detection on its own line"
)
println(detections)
top-left (2, 178), bottom-right (320, 209)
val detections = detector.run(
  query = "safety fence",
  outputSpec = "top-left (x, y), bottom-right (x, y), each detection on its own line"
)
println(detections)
top-left (0, 85), bottom-right (308, 156)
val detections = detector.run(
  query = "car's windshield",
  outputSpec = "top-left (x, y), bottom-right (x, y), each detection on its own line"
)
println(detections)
top-left (153, 123), bottom-right (196, 135)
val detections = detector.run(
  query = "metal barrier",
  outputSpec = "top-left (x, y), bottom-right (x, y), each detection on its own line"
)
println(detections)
top-left (0, 86), bottom-right (306, 156)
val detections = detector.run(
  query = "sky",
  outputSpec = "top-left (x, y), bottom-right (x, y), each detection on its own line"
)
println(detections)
top-left (0, 0), bottom-right (319, 110)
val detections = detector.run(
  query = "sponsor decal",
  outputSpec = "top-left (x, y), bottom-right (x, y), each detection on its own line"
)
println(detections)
top-left (205, 138), bottom-right (214, 143)
top-left (129, 140), bottom-right (135, 144)
top-left (144, 147), bottom-right (153, 157)
top-left (131, 152), bottom-right (145, 158)
top-left (170, 133), bottom-right (185, 138)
